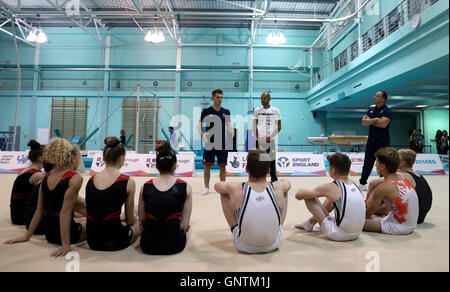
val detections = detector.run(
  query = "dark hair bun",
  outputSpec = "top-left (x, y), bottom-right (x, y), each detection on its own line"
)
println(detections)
top-left (156, 141), bottom-right (173, 155)
top-left (104, 136), bottom-right (120, 148)
top-left (155, 141), bottom-right (176, 174)
top-left (28, 139), bottom-right (41, 150)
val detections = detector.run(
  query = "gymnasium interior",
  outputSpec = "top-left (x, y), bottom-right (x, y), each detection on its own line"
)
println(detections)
top-left (0, 0), bottom-right (448, 272)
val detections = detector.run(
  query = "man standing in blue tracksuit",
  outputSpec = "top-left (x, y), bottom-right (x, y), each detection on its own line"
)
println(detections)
top-left (358, 90), bottom-right (392, 191)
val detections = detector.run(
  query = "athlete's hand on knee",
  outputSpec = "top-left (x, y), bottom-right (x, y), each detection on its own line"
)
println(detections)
top-left (50, 246), bottom-right (73, 258)
top-left (3, 235), bottom-right (29, 244)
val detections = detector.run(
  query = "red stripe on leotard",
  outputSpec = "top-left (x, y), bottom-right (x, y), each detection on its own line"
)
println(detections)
top-left (165, 212), bottom-right (182, 221)
top-left (115, 174), bottom-right (129, 183)
top-left (86, 212), bottom-right (94, 221)
top-left (102, 210), bottom-right (121, 221)
top-left (145, 212), bottom-right (157, 220)
top-left (61, 171), bottom-right (77, 181)
top-left (175, 178), bottom-right (186, 184)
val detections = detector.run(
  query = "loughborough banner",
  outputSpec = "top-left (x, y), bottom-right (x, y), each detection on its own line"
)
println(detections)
top-left (0, 151), bottom-right (31, 173)
top-left (323, 153), bottom-right (445, 175)
top-left (413, 154), bottom-right (446, 175)
top-left (226, 152), bottom-right (326, 177)
top-left (90, 152), bottom-right (195, 177)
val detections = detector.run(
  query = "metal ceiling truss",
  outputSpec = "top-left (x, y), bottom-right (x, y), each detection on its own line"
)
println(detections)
top-left (0, 5), bottom-right (36, 47)
top-left (43, 0), bottom-right (108, 45)
top-left (1, 0), bottom-right (335, 28)
top-left (165, 0), bottom-right (180, 42)
top-left (152, 0), bottom-right (177, 45)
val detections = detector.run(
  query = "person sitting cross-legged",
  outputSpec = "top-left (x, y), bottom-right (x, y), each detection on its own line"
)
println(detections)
top-left (295, 153), bottom-right (366, 241)
top-left (214, 150), bottom-right (290, 254)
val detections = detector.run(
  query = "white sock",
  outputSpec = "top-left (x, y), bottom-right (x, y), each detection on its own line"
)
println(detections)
top-left (201, 188), bottom-right (210, 195)
top-left (294, 220), bottom-right (314, 232)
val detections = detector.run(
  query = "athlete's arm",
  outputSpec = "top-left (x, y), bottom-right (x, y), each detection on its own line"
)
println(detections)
top-left (138, 185), bottom-right (145, 232)
top-left (366, 182), bottom-right (396, 218)
top-left (274, 180), bottom-right (291, 225)
top-left (253, 118), bottom-right (259, 140)
top-left (125, 178), bottom-right (137, 226)
top-left (3, 183), bottom-right (45, 244)
top-left (295, 183), bottom-right (340, 202)
top-left (50, 174), bottom-right (83, 257)
top-left (29, 172), bottom-right (44, 185)
top-left (227, 121), bottom-right (234, 137)
top-left (362, 114), bottom-right (372, 126)
top-left (214, 181), bottom-right (232, 196)
top-left (180, 183), bottom-right (193, 232)
top-left (371, 117), bottom-right (391, 129)
top-left (400, 172), bottom-right (416, 188)
top-left (197, 121), bottom-right (207, 143)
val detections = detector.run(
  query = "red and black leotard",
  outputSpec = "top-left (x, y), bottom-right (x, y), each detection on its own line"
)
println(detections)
top-left (140, 178), bottom-right (187, 255)
top-left (24, 182), bottom-right (46, 235)
top-left (10, 168), bottom-right (41, 225)
top-left (42, 171), bottom-right (82, 245)
top-left (85, 174), bottom-right (133, 251)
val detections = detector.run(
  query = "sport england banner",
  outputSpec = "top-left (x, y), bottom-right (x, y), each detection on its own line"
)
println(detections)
top-left (227, 152), bottom-right (326, 177)
top-left (90, 152), bottom-right (195, 177)
top-left (0, 151), bottom-right (31, 173)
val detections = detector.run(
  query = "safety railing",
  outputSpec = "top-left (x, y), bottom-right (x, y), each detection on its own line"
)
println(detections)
top-left (310, 0), bottom-right (440, 89)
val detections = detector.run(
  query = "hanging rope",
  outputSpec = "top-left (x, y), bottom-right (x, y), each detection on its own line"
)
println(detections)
top-left (10, 17), bottom-right (22, 151)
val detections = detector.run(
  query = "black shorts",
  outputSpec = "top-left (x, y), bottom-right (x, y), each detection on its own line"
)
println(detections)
top-left (203, 149), bottom-right (228, 166)
top-left (87, 225), bottom-right (133, 251)
top-left (25, 207), bottom-right (46, 235)
top-left (10, 202), bottom-right (25, 225)
top-left (45, 219), bottom-right (83, 245)
top-left (140, 231), bottom-right (186, 255)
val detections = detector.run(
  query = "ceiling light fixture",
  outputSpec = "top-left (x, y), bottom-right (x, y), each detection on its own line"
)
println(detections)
top-left (145, 28), bottom-right (165, 43)
top-left (26, 30), bottom-right (37, 42)
top-left (26, 29), bottom-right (47, 43)
top-left (266, 21), bottom-right (286, 45)
top-left (415, 105), bottom-right (428, 108)
top-left (37, 31), bottom-right (48, 43)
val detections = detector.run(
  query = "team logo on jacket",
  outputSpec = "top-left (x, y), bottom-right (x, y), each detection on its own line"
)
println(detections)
top-left (256, 195), bottom-right (264, 201)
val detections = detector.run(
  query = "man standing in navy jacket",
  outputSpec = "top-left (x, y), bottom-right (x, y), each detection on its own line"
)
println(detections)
top-left (358, 91), bottom-right (392, 191)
